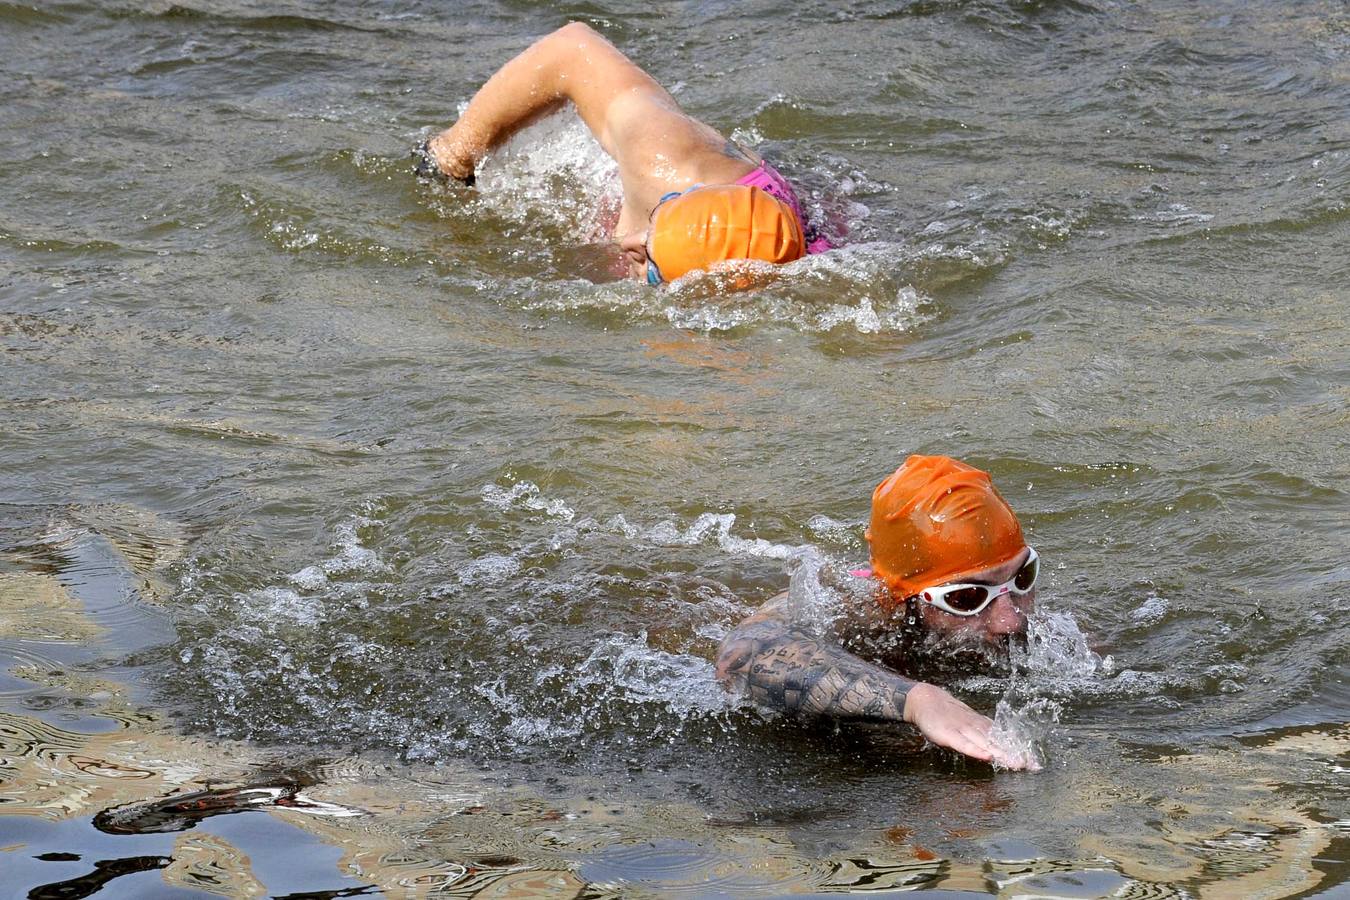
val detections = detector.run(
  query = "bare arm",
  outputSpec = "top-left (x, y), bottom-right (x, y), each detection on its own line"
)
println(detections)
top-left (716, 598), bottom-right (1036, 769)
top-left (425, 23), bottom-right (654, 177)
top-left (424, 23), bottom-right (754, 217)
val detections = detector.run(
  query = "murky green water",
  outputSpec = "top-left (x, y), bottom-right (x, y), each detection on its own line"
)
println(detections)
top-left (2, 0), bottom-right (1347, 896)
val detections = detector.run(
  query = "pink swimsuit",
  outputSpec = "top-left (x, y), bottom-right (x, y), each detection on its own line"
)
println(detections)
top-left (735, 161), bottom-right (832, 255)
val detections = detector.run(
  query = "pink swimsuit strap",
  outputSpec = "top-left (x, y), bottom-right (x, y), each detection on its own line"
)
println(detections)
top-left (734, 161), bottom-right (832, 255)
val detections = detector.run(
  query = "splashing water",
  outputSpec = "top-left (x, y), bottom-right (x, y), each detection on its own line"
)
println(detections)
top-left (1016, 608), bottom-right (1115, 683)
top-left (465, 106), bottom-right (621, 243)
top-left (781, 547), bottom-right (855, 636)
top-left (989, 696), bottom-right (1060, 772)
top-left (481, 480), bottom-right (576, 522)
top-left (573, 631), bottom-right (748, 721)
top-left (985, 609), bottom-right (1114, 771)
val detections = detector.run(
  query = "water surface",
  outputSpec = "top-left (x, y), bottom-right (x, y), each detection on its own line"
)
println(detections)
top-left (1, 0), bottom-right (1347, 896)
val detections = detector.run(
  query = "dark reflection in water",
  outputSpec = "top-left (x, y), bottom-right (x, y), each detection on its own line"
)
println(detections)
top-left (271, 888), bottom-right (382, 900)
top-left (94, 781), bottom-right (360, 836)
top-left (27, 855), bottom-right (172, 900)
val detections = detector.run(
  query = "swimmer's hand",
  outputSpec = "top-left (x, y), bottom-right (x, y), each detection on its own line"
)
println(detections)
top-left (413, 139), bottom-right (475, 187)
top-left (903, 683), bottom-right (1038, 771)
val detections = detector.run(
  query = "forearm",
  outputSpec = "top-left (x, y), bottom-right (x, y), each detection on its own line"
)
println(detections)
top-left (437, 37), bottom-right (571, 167)
top-left (717, 607), bottom-right (1036, 768)
top-left (429, 23), bottom-right (654, 179)
top-left (716, 621), bottom-right (917, 723)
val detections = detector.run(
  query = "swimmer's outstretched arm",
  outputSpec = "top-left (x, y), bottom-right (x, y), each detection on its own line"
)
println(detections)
top-left (716, 618), bottom-right (915, 721)
top-left (716, 602), bottom-right (1034, 769)
top-left (426, 22), bottom-right (677, 183)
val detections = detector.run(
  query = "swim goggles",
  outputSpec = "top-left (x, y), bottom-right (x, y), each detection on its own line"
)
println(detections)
top-left (913, 548), bottom-right (1038, 617)
top-left (644, 186), bottom-right (701, 285)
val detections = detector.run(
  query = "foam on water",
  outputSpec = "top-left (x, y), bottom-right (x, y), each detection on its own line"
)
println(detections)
top-left (481, 480), bottom-right (576, 522)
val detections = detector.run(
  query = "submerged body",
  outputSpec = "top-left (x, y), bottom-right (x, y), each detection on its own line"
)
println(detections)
top-left (419, 22), bottom-right (828, 282)
top-left (717, 456), bottom-right (1039, 769)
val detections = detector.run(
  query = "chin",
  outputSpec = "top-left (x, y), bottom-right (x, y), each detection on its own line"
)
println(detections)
top-left (914, 629), bottom-right (1018, 678)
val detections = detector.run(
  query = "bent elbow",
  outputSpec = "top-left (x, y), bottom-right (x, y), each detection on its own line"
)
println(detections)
top-left (553, 21), bottom-right (599, 44)
top-left (714, 638), bottom-right (750, 686)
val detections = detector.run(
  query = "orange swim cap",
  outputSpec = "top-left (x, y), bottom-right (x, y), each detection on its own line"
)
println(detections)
top-left (647, 184), bottom-right (805, 282)
top-left (865, 455), bottom-right (1026, 609)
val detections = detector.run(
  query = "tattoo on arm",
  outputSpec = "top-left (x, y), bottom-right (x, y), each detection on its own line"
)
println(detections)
top-left (716, 620), bottom-right (914, 723)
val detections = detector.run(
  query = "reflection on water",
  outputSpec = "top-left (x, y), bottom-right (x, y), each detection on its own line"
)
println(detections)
top-left (0, 531), bottom-right (1343, 897)
top-left (27, 854), bottom-right (173, 900)
top-left (2, 696), bottom-right (1343, 898)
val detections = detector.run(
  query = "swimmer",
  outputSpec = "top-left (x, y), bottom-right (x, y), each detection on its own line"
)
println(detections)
top-left (416, 22), bottom-right (830, 283)
top-left (716, 455), bottom-right (1040, 769)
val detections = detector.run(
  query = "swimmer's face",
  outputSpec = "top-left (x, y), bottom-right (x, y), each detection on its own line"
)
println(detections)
top-left (913, 547), bottom-right (1036, 647)
top-left (618, 228), bottom-right (651, 281)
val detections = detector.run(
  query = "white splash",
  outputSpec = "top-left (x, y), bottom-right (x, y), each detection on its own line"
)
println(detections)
top-left (466, 107), bottom-right (621, 243)
top-left (626, 512), bottom-right (800, 560)
top-left (209, 512), bottom-right (392, 630)
top-left (438, 107), bottom-right (949, 336)
top-left (1131, 202), bottom-right (1214, 226)
top-left (989, 696), bottom-right (1059, 772)
top-left (480, 480), bottom-right (576, 522)
top-left (455, 553), bottom-right (522, 587)
top-left (574, 631), bottom-right (744, 718)
top-left (283, 514), bottom-right (389, 590)
top-left (322, 517), bottom-right (389, 576)
top-left (805, 514), bottom-right (861, 547)
top-left (984, 609), bottom-right (1109, 772)
top-left (233, 585), bottom-right (326, 627)
top-left (1016, 608), bottom-right (1113, 682)
top-left (782, 547), bottom-right (849, 635)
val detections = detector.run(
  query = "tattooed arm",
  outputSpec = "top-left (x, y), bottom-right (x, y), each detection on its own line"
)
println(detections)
top-left (715, 618), bottom-right (915, 723)
top-left (716, 596), bottom-right (1034, 768)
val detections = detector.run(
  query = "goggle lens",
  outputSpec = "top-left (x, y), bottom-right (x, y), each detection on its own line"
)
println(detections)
top-left (1014, 554), bottom-right (1038, 591)
top-left (941, 585), bottom-right (992, 613)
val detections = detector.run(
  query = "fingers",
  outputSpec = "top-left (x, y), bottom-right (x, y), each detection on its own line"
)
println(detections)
top-left (914, 696), bottom-right (1042, 770)
top-left (918, 713), bottom-right (994, 762)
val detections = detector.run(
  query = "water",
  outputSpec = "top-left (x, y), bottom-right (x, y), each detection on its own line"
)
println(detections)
top-left (2, 0), bottom-right (1348, 896)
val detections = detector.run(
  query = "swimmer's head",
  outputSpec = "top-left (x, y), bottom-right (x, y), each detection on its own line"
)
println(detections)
top-left (624, 184), bottom-right (805, 284)
top-left (865, 455), bottom-right (1028, 617)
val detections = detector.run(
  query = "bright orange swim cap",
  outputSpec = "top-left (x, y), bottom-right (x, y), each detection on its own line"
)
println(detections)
top-left (865, 455), bottom-right (1026, 609)
top-left (647, 184), bottom-right (805, 282)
